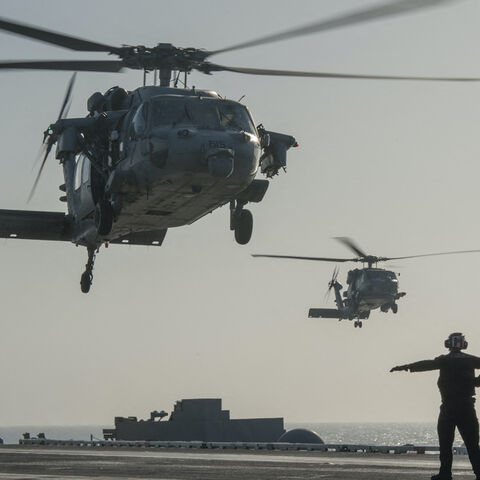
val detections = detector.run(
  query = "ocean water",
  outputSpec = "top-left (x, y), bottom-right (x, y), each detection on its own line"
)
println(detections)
top-left (288, 422), bottom-right (463, 447)
top-left (0, 422), bottom-right (465, 446)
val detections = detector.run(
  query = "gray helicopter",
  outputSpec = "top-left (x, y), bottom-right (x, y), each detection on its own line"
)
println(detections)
top-left (0, 1), bottom-right (479, 293)
top-left (253, 237), bottom-right (480, 328)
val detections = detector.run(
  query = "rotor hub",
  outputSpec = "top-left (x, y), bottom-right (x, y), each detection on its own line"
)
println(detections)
top-left (118, 44), bottom-right (210, 72)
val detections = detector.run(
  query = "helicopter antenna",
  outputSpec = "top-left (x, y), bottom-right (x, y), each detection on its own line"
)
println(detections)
top-left (238, 94), bottom-right (246, 103)
top-left (173, 71), bottom-right (180, 88)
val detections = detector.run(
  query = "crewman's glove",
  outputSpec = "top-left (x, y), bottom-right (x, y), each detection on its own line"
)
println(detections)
top-left (390, 365), bottom-right (409, 372)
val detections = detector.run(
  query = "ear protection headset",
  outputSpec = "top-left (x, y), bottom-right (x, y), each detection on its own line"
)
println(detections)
top-left (444, 332), bottom-right (468, 350)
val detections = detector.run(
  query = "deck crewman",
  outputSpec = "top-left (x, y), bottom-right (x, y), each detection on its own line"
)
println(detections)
top-left (390, 332), bottom-right (480, 480)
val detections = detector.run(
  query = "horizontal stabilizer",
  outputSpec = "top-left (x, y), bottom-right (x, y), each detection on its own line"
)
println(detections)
top-left (308, 308), bottom-right (343, 319)
top-left (110, 229), bottom-right (167, 246)
top-left (0, 209), bottom-right (70, 241)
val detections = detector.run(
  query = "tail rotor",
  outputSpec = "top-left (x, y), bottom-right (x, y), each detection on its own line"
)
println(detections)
top-left (28, 73), bottom-right (76, 202)
top-left (325, 266), bottom-right (339, 301)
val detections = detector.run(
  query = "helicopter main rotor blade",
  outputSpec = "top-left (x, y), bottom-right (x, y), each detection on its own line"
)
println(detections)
top-left (252, 254), bottom-right (354, 263)
top-left (207, 63), bottom-right (480, 82)
top-left (0, 60), bottom-right (125, 72)
top-left (334, 237), bottom-right (368, 258)
top-left (208, 0), bottom-right (457, 56)
top-left (384, 249), bottom-right (480, 261)
top-left (0, 17), bottom-right (121, 53)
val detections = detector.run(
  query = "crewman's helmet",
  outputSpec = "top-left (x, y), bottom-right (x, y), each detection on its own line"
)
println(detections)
top-left (444, 332), bottom-right (468, 350)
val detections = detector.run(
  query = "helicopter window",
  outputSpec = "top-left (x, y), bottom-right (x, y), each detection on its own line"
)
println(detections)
top-left (365, 270), bottom-right (397, 281)
top-left (74, 155), bottom-right (85, 190)
top-left (150, 97), bottom-right (255, 133)
top-left (151, 97), bottom-right (187, 126)
top-left (186, 99), bottom-right (219, 129)
top-left (132, 103), bottom-right (149, 136)
top-left (217, 101), bottom-right (255, 133)
top-left (81, 157), bottom-right (91, 184)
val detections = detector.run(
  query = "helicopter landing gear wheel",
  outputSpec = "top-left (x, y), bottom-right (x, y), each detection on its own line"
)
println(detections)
top-left (80, 247), bottom-right (96, 294)
top-left (354, 320), bottom-right (363, 328)
top-left (95, 199), bottom-right (113, 236)
top-left (391, 303), bottom-right (398, 314)
top-left (230, 200), bottom-right (253, 245)
top-left (234, 209), bottom-right (253, 245)
top-left (80, 271), bottom-right (92, 293)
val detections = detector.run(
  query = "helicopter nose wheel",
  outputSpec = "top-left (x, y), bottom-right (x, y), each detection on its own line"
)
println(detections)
top-left (354, 320), bottom-right (363, 328)
top-left (391, 303), bottom-right (398, 314)
top-left (230, 200), bottom-right (253, 245)
top-left (80, 247), bottom-right (96, 293)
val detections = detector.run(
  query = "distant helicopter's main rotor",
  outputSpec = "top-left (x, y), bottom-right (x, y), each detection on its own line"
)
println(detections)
top-left (1, 0), bottom-right (480, 84)
top-left (252, 237), bottom-right (480, 268)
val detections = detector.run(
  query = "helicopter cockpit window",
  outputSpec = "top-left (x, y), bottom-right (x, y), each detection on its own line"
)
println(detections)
top-left (151, 97), bottom-right (186, 126)
top-left (365, 270), bottom-right (397, 281)
top-left (151, 97), bottom-right (255, 133)
top-left (217, 101), bottom-right (255, 133)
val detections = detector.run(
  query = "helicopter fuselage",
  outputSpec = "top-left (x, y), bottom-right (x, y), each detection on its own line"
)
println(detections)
top-left (72, 88), bottom-right (263, 245)
top-left (0, 84), bottom-right (296, 292)
top-left (345, 267), bottom-right (402, 312)
top-left (310, 267), bottom-right (405, 325)
top-left (63, 85), bottom-right (294, 249)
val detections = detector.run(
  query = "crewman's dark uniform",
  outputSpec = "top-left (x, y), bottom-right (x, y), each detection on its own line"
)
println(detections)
top-left (406, 351), bottom-right (480, 479)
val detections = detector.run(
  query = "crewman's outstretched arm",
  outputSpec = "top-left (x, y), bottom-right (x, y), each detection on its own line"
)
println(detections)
top-left (468, 354), bottom-right (480, 369)
top-left (390, 358), bottom-right (440, 373)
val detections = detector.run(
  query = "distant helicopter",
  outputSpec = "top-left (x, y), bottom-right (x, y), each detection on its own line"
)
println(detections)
top-left (0, 1), bottom-right (479, 293)
top-left (253, 237), bottom-right (480, 328)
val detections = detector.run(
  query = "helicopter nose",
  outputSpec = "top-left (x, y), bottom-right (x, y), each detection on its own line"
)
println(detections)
top-left (205, 147), bottom-right (234, 178)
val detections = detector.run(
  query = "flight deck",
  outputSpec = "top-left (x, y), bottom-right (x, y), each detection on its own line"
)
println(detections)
top-left (0, 444), bottom-right (475, 480)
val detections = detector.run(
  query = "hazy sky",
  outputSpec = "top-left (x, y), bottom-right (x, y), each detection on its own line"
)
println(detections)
top-left (1, 0), bottom-right (480, 430)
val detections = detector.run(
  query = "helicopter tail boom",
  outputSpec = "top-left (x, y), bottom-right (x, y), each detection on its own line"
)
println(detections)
top-left (308, 308), bottom-right (345, 319)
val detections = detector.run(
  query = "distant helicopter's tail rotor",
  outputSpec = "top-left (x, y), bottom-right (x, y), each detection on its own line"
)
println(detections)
top-left (325, 266), bottom-right (339, 301)
top-left (28, 73), bottom-right (76, 202)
